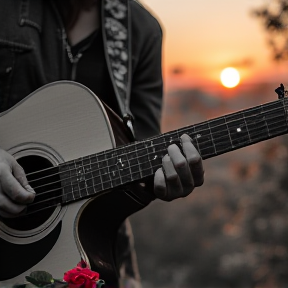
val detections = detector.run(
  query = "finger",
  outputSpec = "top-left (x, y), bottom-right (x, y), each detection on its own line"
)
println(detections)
top-left (154, 168), bottom-right (167, 199)
top-left (0, 189), bottom-right (27, 218)
top-left (1, 169), bottom-right (35, 204)
top-left (167, 143), bottom-right (194, 196)
top-left (181, 134), bottom-right (204, 187)
top-left (12, 161), bottom-right (35, 194)
top-left (162, 154), bottom-right (183, 200)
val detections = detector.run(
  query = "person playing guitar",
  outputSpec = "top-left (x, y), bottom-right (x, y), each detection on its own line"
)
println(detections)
top-left (0, 1), bottom-right (204, 287)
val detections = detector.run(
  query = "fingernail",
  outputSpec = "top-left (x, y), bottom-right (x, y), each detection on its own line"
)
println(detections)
top-left (181, 134), bottom-right (192, 141)
top-left (162, 154), bottom-right (170, 162)
top-left (25, 184), bottom-right (36, 194)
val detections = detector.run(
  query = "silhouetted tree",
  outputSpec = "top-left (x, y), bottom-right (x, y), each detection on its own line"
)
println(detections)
top-left (253, 0), bottom-right (288, 60)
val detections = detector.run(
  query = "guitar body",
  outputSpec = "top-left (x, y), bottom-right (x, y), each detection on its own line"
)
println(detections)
top-left (0, 82), bottom-right (144, 286)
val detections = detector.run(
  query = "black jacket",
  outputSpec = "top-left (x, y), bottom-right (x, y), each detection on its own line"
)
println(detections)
top-left (0, 0), bottom-right (163, 140)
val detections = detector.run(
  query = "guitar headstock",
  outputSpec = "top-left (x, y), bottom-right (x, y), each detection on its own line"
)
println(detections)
top-left (275, 83), bottom-right (288, 99)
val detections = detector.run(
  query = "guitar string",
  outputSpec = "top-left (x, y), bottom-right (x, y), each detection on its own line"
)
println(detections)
top-left (29, 109), bottom-right (287, 196)
top-left (26, 101), bottom-right (287, 187)
top-left (28, 119), bottom-right (288, 209)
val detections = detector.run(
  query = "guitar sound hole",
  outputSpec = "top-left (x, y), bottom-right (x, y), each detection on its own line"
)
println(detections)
top-left (2, 155), bottom-right (62, 231)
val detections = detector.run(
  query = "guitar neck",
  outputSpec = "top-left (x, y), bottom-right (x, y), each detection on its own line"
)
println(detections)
top-left (59, 97), bottom-right (288, 203)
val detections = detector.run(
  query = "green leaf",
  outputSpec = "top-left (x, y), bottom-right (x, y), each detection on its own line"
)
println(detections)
top-left (96, 280), bottom-right (105, 288)
top-left (53, 280), bottom-right (68, 288)
top-left (39, 285), bottom-right (54, 288)
top-left (24, 283), bottom-right (38, 288)
top-left (25, 271), bottom-right (53, 287)
top-left (13, 285), bottom-right (27, 288)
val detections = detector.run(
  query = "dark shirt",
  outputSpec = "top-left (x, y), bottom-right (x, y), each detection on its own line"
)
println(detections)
top-left (68, 30), bottom-right (120, 115)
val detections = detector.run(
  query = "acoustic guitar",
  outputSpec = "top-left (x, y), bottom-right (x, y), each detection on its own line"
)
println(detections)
top-left (0, 81), bottom-right (287, 286)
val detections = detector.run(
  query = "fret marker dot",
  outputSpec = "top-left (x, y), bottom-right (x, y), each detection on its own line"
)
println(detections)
top-left (237, 128), bottom-right (242, 132)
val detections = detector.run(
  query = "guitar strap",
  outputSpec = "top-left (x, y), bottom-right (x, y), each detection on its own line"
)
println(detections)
top-left (102, 0), bottom-right (135, 138)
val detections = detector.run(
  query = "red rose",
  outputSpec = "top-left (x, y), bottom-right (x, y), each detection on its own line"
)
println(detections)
top-left (64, 263), bottom-right (100, 288)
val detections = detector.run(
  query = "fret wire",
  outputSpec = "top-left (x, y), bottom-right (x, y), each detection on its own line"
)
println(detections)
top-left (115, 151), bottom-right (124, 186)
top-left (89, 155), bottom-right (95, 196)
top-left (77, 159), bottom-right (84, 200)
top-left (98, 154), bottom-right (106, 191)
top-left (85, 157), bottom-right (94, 196)
top-left (109, 152), bottom-right (117, 185)
top-left (208, 117), bottom-right (230, 154)
top-left (207, 121), bottom-right (217, 155)
top-left (144, 141), bottom-right (154, 173)
top-left (72, 160), bottom-right (77, 199)
top-left (242, 110), bottom-right (252, 143)
top-left (69, 162), bottom-right (74, 200)
top-left (127, 146), bottom-right (135, 180)
top-left (192, 125), bottom-right (200, 151)
top-left (76, 158), bottom-right (82, 198)
top-left (139, 142), bottom-right (148, 177)
top-left (108, 153), bottom-right (115, 189)
top-left (81, 157), bottom-right (89, 197)
top-left (75, 158), bottom-right (82, 199)
top-left (224, 115), bottom-right (234, 148)
top-left (134, 142), bottom-right (144, 179)
top-left (260, 104), bottom-right (271, 137)
top-left (59, 164), bottom-right (70, 203)
top-left (121, 147), bottom-right (133, 183)
top-left (102, 152), bottom-right (109, 190)
top-left (79, 157), bottom-right (87, 198)
top-left (63, 159), bottom-right (74, 201)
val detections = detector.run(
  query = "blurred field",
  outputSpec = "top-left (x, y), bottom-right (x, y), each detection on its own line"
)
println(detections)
top-left (130, 82), bottom-right (288, 288)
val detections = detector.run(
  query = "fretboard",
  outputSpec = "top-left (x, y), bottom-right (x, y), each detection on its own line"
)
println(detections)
top-left (59, 97), bottom-right (288, 203)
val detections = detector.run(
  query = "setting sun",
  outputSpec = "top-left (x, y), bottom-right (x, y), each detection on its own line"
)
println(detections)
top-left (220, 67), bottom-right (240, 88)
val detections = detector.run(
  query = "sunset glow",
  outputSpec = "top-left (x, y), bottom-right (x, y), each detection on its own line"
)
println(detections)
top-left (142, 0), bottom-right (288, 93)
top-left (220, 67), bottom-right (240, 88)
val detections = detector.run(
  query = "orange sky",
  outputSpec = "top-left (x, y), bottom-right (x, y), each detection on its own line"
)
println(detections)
top-left (141, 0), bottom-right (288, 93)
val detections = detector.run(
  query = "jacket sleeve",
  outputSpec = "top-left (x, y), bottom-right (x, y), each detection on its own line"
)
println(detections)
top-left (129, 3), bottom-right (163, 140)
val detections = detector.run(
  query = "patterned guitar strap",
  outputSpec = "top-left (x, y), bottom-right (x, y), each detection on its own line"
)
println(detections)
top-left (102, 2), bottom-right (142, 285)
top-left (102, 0), bottom-right (135, 139)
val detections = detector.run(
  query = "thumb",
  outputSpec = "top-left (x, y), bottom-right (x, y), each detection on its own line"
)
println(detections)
top-left (12, 161), bottom-right (35, 200)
